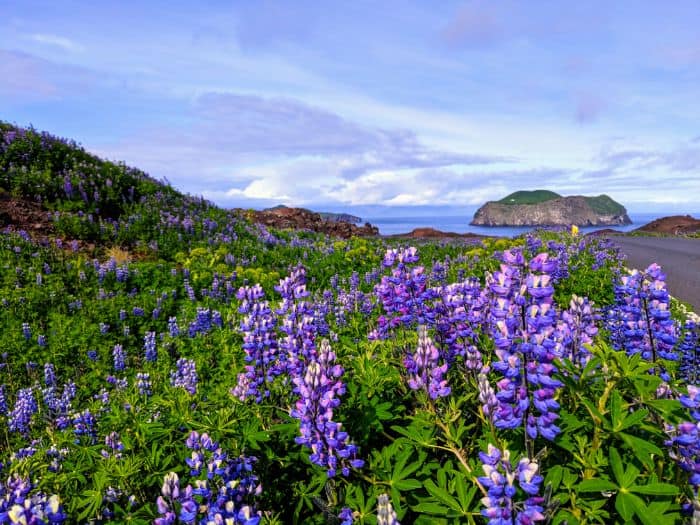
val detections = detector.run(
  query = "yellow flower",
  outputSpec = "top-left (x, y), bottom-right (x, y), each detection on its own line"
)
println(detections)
top-left (571, 224), bottom-right (579, 236)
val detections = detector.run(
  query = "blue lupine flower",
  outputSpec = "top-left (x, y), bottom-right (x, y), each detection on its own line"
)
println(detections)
top-left (170, 358), bottom-right (198, 395)
top-left (290, 339), bottom-right (364, 477)
top-left (478, 444), bottom-right (545, 524)
top-left (112, 344), bottom-right (126, 371)
top-left (72, 409), bottom-right (98, 444)
top-left (168, 316), bottom-right (180, 337)
top-left (0, 475), bottom-right (67, 524)
top-left (22, 322), bottom-right (31, 340)
top-left (155, 433), bottom-right (262, 525)
top-left (8, 387), bottom-right (37, 435)
top-left (404, 326), bottom-right (450, 399)
top-left (377, 494), bottom-right (400, 525)
top-left (679, 322), bottom-right (700, 385)
top-left (144, 331), bottom-right (157, 362)
top-left (137, 372), bottom-right (152, 396)
top-left (101, 431), bottom-right (124, 459)
top-left (232, 286), bottom-right (279, 402)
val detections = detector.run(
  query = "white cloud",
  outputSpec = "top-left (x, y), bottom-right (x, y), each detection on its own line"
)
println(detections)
top-left (29, 33), bottom-right (83, 52)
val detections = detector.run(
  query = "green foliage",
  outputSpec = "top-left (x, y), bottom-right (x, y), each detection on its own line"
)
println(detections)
top-left (586, 195), bottom-right (627, 215)
top-left (497, 189), bottom-right (561, 205)
top-left (0, 122), bottom-right (698, 524)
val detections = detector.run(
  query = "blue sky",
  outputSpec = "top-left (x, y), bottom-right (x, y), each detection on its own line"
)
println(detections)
top-left (1, 0), bottom-right (700, 213)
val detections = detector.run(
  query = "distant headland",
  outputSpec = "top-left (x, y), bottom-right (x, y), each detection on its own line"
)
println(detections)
top-left (471, 190), bottom-right (632, 227)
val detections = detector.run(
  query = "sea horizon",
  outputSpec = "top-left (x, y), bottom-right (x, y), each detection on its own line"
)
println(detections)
top-left (365, 211), bottom-right (700, 237)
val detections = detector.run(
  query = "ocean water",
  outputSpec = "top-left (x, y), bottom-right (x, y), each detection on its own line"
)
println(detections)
top-left (366, 212), bottom-right (697, 237)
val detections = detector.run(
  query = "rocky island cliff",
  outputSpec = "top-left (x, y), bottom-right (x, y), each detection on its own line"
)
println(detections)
top-left (471, 190), bottom-right (632, 227)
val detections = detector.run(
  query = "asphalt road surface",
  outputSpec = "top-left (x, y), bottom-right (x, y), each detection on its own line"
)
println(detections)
top-left (611, 236), bottom-right (700, 313)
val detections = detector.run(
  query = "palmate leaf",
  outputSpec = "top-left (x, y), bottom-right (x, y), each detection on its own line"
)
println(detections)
top-left (630, 483), bottom-right (679, 496)
top-left (618, 432), bottom-right (662, 469)
top-left (608, 447), bottom-right (625, 487)
top-left (577, 478), bottom-right (618, 493)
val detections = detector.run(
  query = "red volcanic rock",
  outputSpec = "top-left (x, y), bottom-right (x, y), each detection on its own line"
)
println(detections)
top-left (242, 206), bottom-right (379, 239)
top-left (636, 215), bottom-right (700, 235)
top-left (0, 192), bottom-right (54, 234)
top-left (391, 227), bottom-right (487, 239)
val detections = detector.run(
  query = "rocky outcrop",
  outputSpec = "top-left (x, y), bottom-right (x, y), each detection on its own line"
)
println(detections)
top-left (471, 195), bottom-right (631, 226)
top-left (318, 212), bottom-right (362, 224)
top-left (636, 215), bottom-right (700, 235)
top-left (389, 227), bottom-right (486, 239)
top-left (245, 206), bottom-right (378, 238)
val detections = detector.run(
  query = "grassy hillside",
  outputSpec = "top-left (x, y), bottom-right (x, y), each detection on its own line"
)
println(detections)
top-left (586, 194), bottom-right (627, 214)
top-left (0, 122), bottom-right (696, 525)
top-left (497, 189), bottom-right (561, 205)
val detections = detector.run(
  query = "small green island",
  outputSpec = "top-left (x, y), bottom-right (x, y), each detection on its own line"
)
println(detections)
top-left (471, 189), bottom-right (632, 226)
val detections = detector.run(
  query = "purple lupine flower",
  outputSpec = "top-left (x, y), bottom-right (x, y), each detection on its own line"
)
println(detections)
top-left (156, 433), bottom-right (262, 525)
top-left (143, 331), bottom-right (157, 362)
top-left (487, 251), bottom-right (563, 441)
top-left (371, 247), bottom-right (432, 339)
top-left (44, 362), bottom-right (56, 386)
top-left (607, 264), bottom-right (679, 380)
top-left (404, 326), bottom-right (450, 399)
top-left (232, 288), bottom-right (279, 402)
top-left (112, 344), bottom-right (126, 371)
top-left (478, 444), bottom-right (545, 524)
top-left (87, 349), bottom-right (99, 362)
top-left (377, 494), bottom-right (400, 525)
top-left (37, 334), bottom-right (47, 347)
top-left (274, 267), bottom-right (319, 378)
top-left (0, 385), bottom-right (7, 416)
top-left (665, 420), bottom-right (700, 493)
top-left (136, 372), bottom-right (152, 396)
top-left (99, 322), bottom-right (110, 334)
top-left (170, 358), bottom-right (198, 395)
top-left (0, 475), bottom-right (67, 524)
top-left (22, 322), bottom-right (31, 340)
top-left (168, 316), bottom-right (180, 337)
top-left (679, 322), bottom-right (700, 385)
top-left (9, 388), bottom-right (37, 435)
top-left (478, 369), bottom-right (499, 422)
top-left (132, 306), bottom-right (144, 317)
top-left (73, 409), bottom-right (98, 444)
top-left (558, 295), bottom-right (598, 367)
top-left (42, 380), bottom-right (76, 430)
top-left (290, 339), bottom-right (364, 477)
top-left (101, 431), bottom-right (124, 459)
top-left (339, 507), bottom-right (355, 525)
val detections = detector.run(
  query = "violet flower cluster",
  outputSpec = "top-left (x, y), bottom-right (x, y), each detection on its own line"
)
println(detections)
top-left (290, 339), bottom-right (364, 477)
top-left (8, 387), bottom-right (37, 436)
top-left (485, 251), bottom-right (563, 441)
top-left (0, 474), bottom-right (67, 524)
top-left (275, 266), bottom-right (317, 378)
top-left (607, 264), bottom-right (679, 375)
top-left (144, 331), bottom-right (157, 362)
top-left (404, 326), bottom-right (450, 399)
top-left (155, 431), bottom-right (262, 525)
top-left (170, 358), bottom-right (198, 395)
top-left (478, 444), bottom-right (545, 524)
top-left (679, 322), bottom-right (700, 385)
top-left (232, 285), bottom-right (279, 402)
top-left (557, 295), bottom-right (598, 367)
top-left (370, 247), bottom-right (432, 339)
top-left (430, 278), bottom-right (487, 369)
top-left (376, 494), bottom-right (400, 525)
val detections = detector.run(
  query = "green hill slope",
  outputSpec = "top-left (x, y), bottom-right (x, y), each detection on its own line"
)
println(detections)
top-left (498, 190), bottom-right (561, 205)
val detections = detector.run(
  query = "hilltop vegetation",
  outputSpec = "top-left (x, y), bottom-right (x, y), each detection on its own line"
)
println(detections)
top-left (0, 122), bottom-right (699, 525)
top-left (498, 190), bottom-right (561, 205)
top-left (475, 190), bottom-right (631, 226)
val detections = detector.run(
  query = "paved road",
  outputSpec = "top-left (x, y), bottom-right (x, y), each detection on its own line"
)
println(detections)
top-left (611, 236), bottom-right (700, 313)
